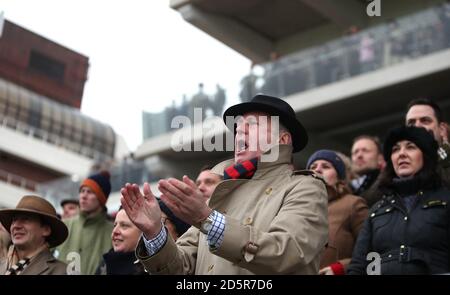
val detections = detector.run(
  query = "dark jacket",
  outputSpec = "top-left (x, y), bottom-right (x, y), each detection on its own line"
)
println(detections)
top-left (439, 142), bottom-right (450, 189)
top-left (96, 249), bottom-right (146, 275)
top-left (347, 184), bottom-right (450, 275)
top-left (351, 169), bottom-right (381, 207)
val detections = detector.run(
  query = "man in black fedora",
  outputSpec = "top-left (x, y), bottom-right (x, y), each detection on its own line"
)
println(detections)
top-left (0, 195), bottom-right (68, 275)
top-left (122, 94), bottom-right (328, 274)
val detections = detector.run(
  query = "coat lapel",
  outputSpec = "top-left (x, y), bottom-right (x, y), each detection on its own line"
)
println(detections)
top-left (209, 145), bottom-right (294, 210)
top-left (20, 249), bottom-right (52, 275)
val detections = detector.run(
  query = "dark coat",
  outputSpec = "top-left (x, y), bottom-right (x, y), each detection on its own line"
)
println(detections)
top-left (347, 186), bottom-right (450, 275)
top-left (96, 249), bottom-right (146, 275)
top-left (351, 169), bottom-right (382, 207)
top-left (439, 142), bottom-right (450, 189)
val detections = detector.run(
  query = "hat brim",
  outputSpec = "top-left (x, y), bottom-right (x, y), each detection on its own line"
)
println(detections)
top-left (223, 101), bottom-right (308, 152)
top-left (61, 199), bottom-right (79, 207)
top-left (0, 208), bottom-right (68, 248)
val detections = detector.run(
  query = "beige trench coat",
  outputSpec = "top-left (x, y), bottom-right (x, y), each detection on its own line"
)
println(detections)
top-left (136, 145), bottom-right (328, 275)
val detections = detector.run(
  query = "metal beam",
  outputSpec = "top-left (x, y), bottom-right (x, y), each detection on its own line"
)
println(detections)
top-left (178, 4), bottom-right (273, 63)
top-left (170, 0), bottom-right (194, 10)
top-left (320, 111), bottom-right (403, 138)
top-left (300, 0), bottom-right (366, 28)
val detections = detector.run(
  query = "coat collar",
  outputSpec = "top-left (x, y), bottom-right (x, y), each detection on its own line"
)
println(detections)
top-left (212, 144), bottom-right (293, 180)
top-left (79, 210), bottom-right (108, 224)
top-left (102, 249), bottom-right (143, 275)
top-left (327, 185), bottom-right (339, 202)
top-left (20, 248), bottom-right (56, 275)
top-left (209, 145), bottom-right (293, 208)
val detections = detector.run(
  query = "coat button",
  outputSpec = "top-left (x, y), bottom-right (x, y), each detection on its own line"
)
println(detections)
top-left (244, 217), bottom-right (253, 225)
top-left (265, 187), bottom-right (272, 195)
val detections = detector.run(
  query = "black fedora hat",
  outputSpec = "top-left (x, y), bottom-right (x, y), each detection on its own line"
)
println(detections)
top-left (223, 94), bottom-right (308, 152)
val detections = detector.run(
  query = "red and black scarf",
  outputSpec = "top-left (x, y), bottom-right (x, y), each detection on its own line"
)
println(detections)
top-left (224, 158), bottom-right (258, 180)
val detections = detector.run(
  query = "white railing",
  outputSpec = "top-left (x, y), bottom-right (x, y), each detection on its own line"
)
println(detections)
top-left (1, 115), bottom-right (111, 162)
top-left (255, 3), bottom-right (450, 98)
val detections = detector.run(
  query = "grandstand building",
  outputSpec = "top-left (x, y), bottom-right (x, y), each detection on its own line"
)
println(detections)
top-left (0, 18), bottom-right (128, 209)
top-left (134, 0), bottom-right (450, 177)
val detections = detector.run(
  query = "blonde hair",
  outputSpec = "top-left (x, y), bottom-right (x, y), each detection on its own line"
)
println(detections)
top-left (335, 151), bottom-right (354, 197)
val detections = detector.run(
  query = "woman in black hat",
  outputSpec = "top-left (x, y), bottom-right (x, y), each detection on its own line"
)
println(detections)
top-left (347, 126), bottom-right (450, 275)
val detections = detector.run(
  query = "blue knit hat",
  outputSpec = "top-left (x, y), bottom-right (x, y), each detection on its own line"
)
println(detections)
top-left (80, 170), bottom-right (111, 206)
top-left (307, 150), bottom-right (346, 180)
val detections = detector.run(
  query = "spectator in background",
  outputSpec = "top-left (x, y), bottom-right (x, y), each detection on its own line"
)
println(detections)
top-left (405, 98), bottom-right (450, 188)
top-left (57, 171), bottom-right (113, 275)
top-left (359, 33), bottom-right (376, 73)
top-left (441, 2), bottom-right (450, 47)
top-left (158, 200), bottom-right (190, 241)
top-left (239, 63), bottom-right (259, 103)
top-left (260, 51), bottom-right (285, 97)
top-left (96, 207), bottom-right (145, 275)
top-left (350, 135), bottom-right (385, 207)
top-left (0, 195), bottom-right (68, 275)
top-left (60, 199), bottom-right (79, 220)
top-left (384, 20), bottom-right (405, 66)
top-left (348, 126), bottom-right (450, 275)
top-left (307, 150), bottom-right (368, 275)
top-left (196, 164), bottom-right (222, 201)
top-left (345, 26), bottom-right (361, 77)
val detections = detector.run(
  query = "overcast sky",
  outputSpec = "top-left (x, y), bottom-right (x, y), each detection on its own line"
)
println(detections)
top-left (1, 0), bottom-right (251, 151)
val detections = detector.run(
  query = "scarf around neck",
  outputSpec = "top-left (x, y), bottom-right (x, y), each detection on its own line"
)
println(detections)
top-left (224, 158), bottom-right (258, 180)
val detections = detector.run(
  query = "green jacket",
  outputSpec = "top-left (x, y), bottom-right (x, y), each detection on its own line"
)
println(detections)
top-left (56, 211), bottom-right (113, 275)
